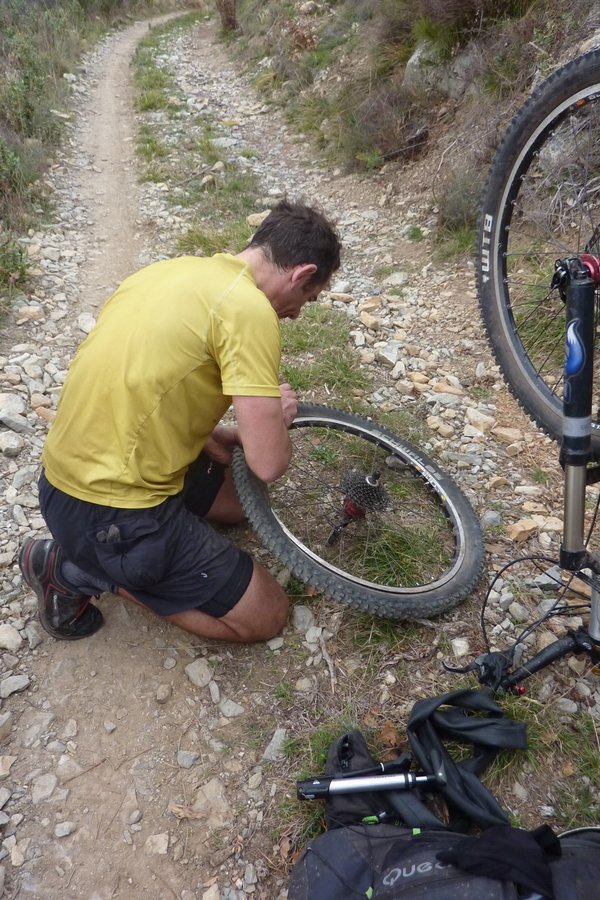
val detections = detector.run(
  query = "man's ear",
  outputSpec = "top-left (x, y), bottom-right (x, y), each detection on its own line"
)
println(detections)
top-left (290, 263), bottom-right (318, 286)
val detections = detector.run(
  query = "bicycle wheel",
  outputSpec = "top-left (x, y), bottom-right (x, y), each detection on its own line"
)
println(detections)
top-left (476, 49), bottom-right (600, 450)
top-left (231, 404), bottom-right (484, 620)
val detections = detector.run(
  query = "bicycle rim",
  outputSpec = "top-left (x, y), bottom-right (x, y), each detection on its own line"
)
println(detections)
top-left (233, 405), bottom-right (484, 617)
top-left (483, 55), bottom-right (600, 443)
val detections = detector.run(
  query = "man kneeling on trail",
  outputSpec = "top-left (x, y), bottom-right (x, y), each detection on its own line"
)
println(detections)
top-left (19, 201), bottom-right (341, 644)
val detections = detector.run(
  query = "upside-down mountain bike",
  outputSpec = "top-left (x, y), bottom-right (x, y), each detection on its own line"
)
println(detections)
top-left (473, 47), bottom-right (600, 690)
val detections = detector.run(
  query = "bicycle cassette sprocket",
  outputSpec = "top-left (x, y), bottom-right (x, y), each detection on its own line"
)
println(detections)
top-left (341, 471), bottom-right (389, 511)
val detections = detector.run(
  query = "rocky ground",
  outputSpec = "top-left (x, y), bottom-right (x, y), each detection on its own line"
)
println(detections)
top-left (0, 12), bottom-right (598, 900)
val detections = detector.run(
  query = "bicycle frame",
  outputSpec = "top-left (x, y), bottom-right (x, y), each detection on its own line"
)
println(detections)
top-left (454, 257), bottom-right (600, 692)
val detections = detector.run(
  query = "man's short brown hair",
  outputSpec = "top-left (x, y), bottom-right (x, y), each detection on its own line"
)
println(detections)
top-left (248, 200), bottom-right (341, 287)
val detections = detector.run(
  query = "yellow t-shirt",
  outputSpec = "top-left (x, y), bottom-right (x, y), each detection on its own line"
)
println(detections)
top-left (42, 254), bottom-right (282, 507)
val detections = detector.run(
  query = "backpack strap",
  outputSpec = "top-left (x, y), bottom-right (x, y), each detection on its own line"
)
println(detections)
top-left (324, 731), bottom-right (396, 829)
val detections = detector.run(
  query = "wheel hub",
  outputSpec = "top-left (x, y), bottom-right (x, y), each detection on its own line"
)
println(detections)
top-left (581, 253), bottom-right (600, 287)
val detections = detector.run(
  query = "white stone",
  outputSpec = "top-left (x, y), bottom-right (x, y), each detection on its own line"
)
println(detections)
top-left (0, 675), bottom-right (30, 698)
top-left (202, 885), bottom-right (220, 900)
top-left (185, 658), bottom-right (214, 688)
top-left (0, 432), bottom-right (24, 457)
top-left (191, 777), bottom-right (232, 827)
top-left (359, 311), bottom-right (380, 331)
top-left (266, 637), bottom-right (284, 650)
top-left (77, 313), bottom-right (96, 334)
top-left (305, 626), bottom-right (322, 645)
top-left (219, 698), bottom-right (245, 718)
top-left (262, 728), bottom-right (287, 761)
top-left (31, 773), bottom-right (57, 804)
top-left (145, 832), bottom-right (169, 855)
top-left (0, 757), bottom-right (16, 780)
top-left (177, 750), bottom-right (199, 768)
top-left (465, 407), bottom-right (495, 432)
top-left (451, 637), bottom-right (470, 658)
top-left (54, 821), bottom-right (77, 837)
top-left (0, 713), bottom-right (13, 742)
top-left (0, 624), bottom-right (22, 652)
top-left (0, 394), bottom-right (26, 416)
top-left (382, 271), bottom-right (408, 287)
top-left (56, 755), bottom-right (83, 782)
top-left (292, 606), bottom-right (315, 631)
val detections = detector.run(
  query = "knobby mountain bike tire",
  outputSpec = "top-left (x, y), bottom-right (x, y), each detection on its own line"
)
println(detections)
top-left (231, 404), bottom-right (484, 620)
top-left (476, 48), bottom-right (600, 452)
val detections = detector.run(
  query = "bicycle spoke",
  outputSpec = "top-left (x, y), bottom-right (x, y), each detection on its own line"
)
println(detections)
top-left (266, 423), bottom-right (459, 591)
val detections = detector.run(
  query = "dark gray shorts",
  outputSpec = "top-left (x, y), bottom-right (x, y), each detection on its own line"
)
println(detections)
top-left (38, 455), bottom-right (253, 617)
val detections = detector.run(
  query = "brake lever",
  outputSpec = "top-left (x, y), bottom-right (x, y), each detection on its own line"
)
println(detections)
top-left (442, 650), bottom-right (513, 691)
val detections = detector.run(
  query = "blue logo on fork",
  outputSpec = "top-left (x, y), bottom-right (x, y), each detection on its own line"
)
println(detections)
top-left (565, 318), bottom-right (585, 402)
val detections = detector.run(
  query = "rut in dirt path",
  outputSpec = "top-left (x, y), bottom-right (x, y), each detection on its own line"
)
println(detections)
top-left (73, 13), bottom-right (184, 309)
top-left (77, 22), bottom-right (144, 306)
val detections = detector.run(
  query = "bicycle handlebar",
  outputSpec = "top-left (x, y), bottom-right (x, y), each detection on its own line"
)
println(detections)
top-left (453, 628), bottom-right (593, 691)
top-left (501, 629), bottom-right (591, 690)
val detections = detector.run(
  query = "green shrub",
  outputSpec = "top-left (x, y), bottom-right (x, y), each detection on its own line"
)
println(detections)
top-left (0, 132), bottom-right (46, 229)
top-left (232, 0), bottom-right (566, 173)
top-left (406, 224), bottom-right (424, 241)
top-left (0, 232), bottom-right (29, 290)
top-left (177, 221), bottom-right (254, 256)
top-left (0, 137), bottom-right (26, 205)
top-left (435, 167), bottom-right (483, 232)
top-left (413, 1), bottom-right (536, 38)
top-left (0, 0), bottom-right (146, 281)
top-left (136, 89), bottom-right (168, 111)
top-left (0, 38), bottom-right (59, 142)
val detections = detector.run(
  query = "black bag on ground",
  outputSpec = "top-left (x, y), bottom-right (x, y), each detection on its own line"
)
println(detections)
top-left (287, 823), bottom-right (600, 899)
top-left (323, 729), bottom-right (443, 831)
top-left (323, 730), bottom-right (393, 829)
top-left (324, 689), bottom-right (528, 833)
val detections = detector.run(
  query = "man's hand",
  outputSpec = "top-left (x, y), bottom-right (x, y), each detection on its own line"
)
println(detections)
top-left (203, 424), bottom-right (240, 466)
top-left (280, 382), bottom-right (298, 428)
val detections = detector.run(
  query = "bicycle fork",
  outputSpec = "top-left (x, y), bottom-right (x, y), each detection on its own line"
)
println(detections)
top-left (556, 256), bottom-right (600, 671)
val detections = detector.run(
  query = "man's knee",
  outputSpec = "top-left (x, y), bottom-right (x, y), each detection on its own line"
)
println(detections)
top-left (222, 564), bottom-right (289, 641)
top-left (260, 588), bottom-right (289, 638)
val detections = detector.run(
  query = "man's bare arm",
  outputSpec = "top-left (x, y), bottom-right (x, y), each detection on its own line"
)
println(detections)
top-left (233, 384), bottom-right (297, 482)
top-left (203, 424), bottom-right (240, 465)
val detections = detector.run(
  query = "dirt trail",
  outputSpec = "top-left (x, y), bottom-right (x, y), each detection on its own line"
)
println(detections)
top-left (77, 22), bottom-right (145, 306)
top-left (75, 15), bottom-right (181, 308)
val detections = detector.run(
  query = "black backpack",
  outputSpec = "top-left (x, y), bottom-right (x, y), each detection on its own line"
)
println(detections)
top-left (287, 822), bottom-right (600, 899)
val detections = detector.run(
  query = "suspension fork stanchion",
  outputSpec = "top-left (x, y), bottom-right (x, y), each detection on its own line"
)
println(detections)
top-left (558, 258), bottom-right (600, 671)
